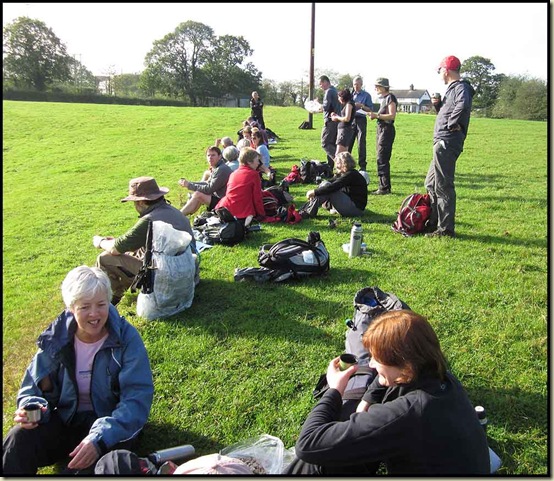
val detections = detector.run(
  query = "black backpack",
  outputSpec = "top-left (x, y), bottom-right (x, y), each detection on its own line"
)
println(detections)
top-left (258, 231), bottom-right (329, 277)
top-left (194, 208), bottom-right (246, 246)
top-left (313, 286), bottom-right (410, 403)
top-left (300, 159), bottom-right (333, 184)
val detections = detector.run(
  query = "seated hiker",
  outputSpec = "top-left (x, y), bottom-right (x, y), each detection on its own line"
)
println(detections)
top-left (300, 151), bottom-right (367, 218)
top-left (251, 129), bottom-right (271, 176)
top-left (179, 146), bottom-right (232, 216)
top-left (2, 266), bottom-right (154, 475)
top-left (284, 309), bottom-right (490, 476)
top-left (214, 147), bottom-right (266, 222)
top-left (222, 145), bottom-right (240, 172)
top-left (93, 176), bottom-right (196, 306)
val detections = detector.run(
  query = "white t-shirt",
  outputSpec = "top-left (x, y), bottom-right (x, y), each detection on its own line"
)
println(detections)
top-left (74, 333), bottom-right (109, 412)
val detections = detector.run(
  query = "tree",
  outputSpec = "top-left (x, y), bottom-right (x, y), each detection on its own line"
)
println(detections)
top-left (144, 21), bottom-right (215, 105)
top-left (492, 75), bottom-right (547, 121)
top-left (3, 16), bottom-right (72, 91)
top-left (460, 56), bottom-right (503, 114)
top-left (337, 74), bottom-right (355, 91)
top-left (112, 73), bottom-right (142, 97)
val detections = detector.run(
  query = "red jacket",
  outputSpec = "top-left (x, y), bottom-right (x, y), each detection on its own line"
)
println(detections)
top-left (215, 165), bottom-right (265, 219)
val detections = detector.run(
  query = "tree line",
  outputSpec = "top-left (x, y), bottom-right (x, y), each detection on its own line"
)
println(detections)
top-left (3, 17), bottom-right (547, 121)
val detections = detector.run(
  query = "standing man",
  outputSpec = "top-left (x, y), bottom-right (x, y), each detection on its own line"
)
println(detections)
top-left (249, 91), bottom-right (265, 129)
top-left (319, 75), bottom-right (341, 169)
top-left (349, 76), bottom-right (373, 172)
top-left (93, 176), bottom-right (195, 305)
top-left (425, 56), bottom-right (474, 238)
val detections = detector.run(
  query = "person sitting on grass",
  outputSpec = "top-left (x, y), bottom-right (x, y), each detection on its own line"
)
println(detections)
top-left (179, 146), bottom-right (232, 216)
top-left (222, 145), bottom-right (240, 172)
top-left (93, 176), bottom-right (195, 306)
top-left (214, 147), bottom-right (266, 223)
top-left (284, 309), bottom-right (490, 475)
top-left (299, 151), bottom-right (367, 218)
top-left (2, 266), bottom-right (154, 475)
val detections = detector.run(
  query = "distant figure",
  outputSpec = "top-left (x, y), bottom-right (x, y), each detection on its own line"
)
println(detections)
top-left (369, 78), bottom-right (398, 195)
top-left (425, 55), bottom-right (474, 238)
top-left (349, 76), bottom-right (373, 171)
top-left (318, 75), bottom-right (341, 169)
top-left (331, 88), bottom-right (356, 157)
top-left (179, 146), bottom-right (232, 216)
top-left (250, 91), bottom-right (265, 129)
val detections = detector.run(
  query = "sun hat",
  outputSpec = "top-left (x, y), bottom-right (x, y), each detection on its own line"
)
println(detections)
top-left (375, 77), bottom-right (389, 88)
top-left (121, 176), bottom-right (169, 202)
top-left (173, 453), bottom-right (254, 475)
top-left (438, 55), bottom-right (461, 72)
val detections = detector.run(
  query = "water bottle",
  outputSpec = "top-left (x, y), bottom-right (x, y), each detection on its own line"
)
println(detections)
top-left (148, 444), bottom-right (195, 465)
top-left (349, 223), bottom-right (363, 258)
top-left (475, 406), bottom-right (488, 434)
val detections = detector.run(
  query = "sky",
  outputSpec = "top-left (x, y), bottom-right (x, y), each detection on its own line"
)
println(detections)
top-left (2, 2), bottom-right (549, 95)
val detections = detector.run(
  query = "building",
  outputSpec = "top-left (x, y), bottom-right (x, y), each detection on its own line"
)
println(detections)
top-left (391, 84), bottom-right (432, 113)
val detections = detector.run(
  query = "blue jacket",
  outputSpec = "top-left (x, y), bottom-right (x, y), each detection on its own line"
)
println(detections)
top-left (16, 305), bottom-right (154, 454)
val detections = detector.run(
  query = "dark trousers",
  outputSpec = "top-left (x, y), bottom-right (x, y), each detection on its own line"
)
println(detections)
top-left (300, 189), bottom-right (364, 218)
top-left (424, 139), bottom-right (462, 233)
top-left (2, 410), bottom-right (136, 475)
top-left (321, 120), bottom-right (338, 168)
top-left (348, 116), bottom-right (368, 170)
top-left (376, 122), bottom-right (396, 191)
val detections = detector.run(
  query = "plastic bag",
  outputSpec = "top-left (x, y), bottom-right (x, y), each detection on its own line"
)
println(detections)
top-left (219, 434), bottom-right (295, 475)
top-left (137, 221), bottom-right (196, 320)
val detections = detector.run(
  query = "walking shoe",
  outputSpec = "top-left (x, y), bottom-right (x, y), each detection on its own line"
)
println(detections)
top-left (425, 229), bottom-right (455, 238)
top-left (329, 208), bottom-right (339, 215)
top-left (371, 188), bottom-right (391, 195)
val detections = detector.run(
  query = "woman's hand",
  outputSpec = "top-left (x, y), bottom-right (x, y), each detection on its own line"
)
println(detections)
top-left (306, 190), bottom-right (315, 199)
top-left (67, 438), bottom-right (100, 470)
top-left (325, 356), bottom-right (358, 396)
top-left (179, 178), bottom-right (189, 189)
top-left (13, 406), bottom-right (46, 430)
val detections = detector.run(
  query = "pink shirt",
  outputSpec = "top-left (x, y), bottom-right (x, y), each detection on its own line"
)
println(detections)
top-left (74, 333), bottom-right (109, 411)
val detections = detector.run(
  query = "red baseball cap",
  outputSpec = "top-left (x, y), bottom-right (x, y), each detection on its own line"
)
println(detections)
top-left (437, 55), bottom-right (461, 72)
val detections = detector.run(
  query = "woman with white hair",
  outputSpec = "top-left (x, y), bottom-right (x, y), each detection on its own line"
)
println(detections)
top-left (2, 266), bottom-right (154, 475)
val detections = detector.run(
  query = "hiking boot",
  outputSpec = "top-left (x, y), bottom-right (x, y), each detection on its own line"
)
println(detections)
top-left (425, 229), bottom-right (455, 238)
top-left (371, 188), bottom-right (391, 195)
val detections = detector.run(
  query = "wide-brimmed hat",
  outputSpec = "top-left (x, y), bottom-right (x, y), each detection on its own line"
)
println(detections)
top-left (375, 77), bottom-right (389, 88)
top-left (121, 176), bottom-right (169, 202)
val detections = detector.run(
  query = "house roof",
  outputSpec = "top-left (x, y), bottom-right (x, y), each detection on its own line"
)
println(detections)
top-left (391, 89), bottom-right (428, 99)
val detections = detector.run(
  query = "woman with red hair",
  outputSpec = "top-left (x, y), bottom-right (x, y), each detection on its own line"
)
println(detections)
top-left (285, 310), bottom-right (490, 475)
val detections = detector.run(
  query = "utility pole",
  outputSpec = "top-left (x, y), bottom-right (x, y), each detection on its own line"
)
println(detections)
top-left (300, 3), bottom-right (316, 129)
top-left (308, 2), bottom-right (315, 128)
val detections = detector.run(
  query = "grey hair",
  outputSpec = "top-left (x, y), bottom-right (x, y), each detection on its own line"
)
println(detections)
top-left (353, 76), bottom-right (363, 84)
top-left (335, 151), bottom-right (356, 170)
top-left (221, 137), bottom-right (233, 147)
top-left (61, 266), bottom-right (112, 309)
top-left (223, 145), bottom-right (240, 162)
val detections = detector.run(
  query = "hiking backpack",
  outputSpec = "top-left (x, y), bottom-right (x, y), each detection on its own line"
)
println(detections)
top-left (195, 207), bottom-right (246, 246)
top-left (300, 159), bottom-right (333, 184)
top-left (313, 286), bottom-right (410, 403)
top-left (391, 193), bottom-right (431, 236)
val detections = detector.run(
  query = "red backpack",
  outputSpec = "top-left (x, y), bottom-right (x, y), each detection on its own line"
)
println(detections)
top-left (391, 193), bottom-right (431, 236)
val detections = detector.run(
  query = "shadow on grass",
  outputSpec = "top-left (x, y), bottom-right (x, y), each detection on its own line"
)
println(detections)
top-left (454, 232), bottom-right (546, 249)
top-left (463, 385), bottom-right (548, 474)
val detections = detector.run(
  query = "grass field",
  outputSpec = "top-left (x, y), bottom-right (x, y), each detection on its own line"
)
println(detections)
top-left (2, 100), bottom-right (548, 474)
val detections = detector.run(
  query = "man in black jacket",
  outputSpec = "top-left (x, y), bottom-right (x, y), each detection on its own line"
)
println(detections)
top-left (425, 55), bottom-right (475, 238)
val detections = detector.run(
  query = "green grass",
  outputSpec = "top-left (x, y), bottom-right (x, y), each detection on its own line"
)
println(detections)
top-left (2, 101), bottom-right (548, 474)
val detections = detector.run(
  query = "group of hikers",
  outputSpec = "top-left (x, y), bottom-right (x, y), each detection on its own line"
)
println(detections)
top-left (3, 56), bottom-right (491, 475)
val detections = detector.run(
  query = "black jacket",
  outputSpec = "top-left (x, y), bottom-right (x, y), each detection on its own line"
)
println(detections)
top-left (314, 170), bottom-right (367, 211)
top-left (294, 371), bottom-right (490, 475)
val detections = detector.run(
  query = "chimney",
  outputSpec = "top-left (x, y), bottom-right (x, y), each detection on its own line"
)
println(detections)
top-left (409, 83), bottom-right (414, 91)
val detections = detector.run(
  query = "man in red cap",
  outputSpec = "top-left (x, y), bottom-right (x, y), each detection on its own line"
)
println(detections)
top-left (424, 55), bottom-right (475, 238)
top-left (93, 176), bottom-right (195, 305)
